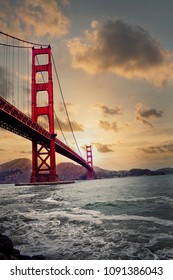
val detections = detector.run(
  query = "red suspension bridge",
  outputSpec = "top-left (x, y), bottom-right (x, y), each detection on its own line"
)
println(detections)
top-left (0, 32), bottom-right (95, 182)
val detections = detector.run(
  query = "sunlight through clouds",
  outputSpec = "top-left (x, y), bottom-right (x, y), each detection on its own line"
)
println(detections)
top-left (0, 0), bottom-right (70, 38)
top-left (1, 0), bottom-right (173, 170)
top-left (67, 19), bottom-right (173, 86)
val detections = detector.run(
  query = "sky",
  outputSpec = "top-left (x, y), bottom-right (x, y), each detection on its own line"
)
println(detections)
top-left (0, 0), bottom-right (173, 170)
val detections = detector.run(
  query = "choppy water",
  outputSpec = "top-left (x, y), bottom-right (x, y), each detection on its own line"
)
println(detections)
top-left (0, 175), bottom-right (173, 259)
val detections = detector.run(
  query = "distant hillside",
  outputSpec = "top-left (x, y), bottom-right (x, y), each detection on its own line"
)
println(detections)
top-left (0, 158), bottom-right (31, 184)
top-left (94, 166), bottom-right (118, 178)
top-left (57, 162), bottom-right (87, 180)
top-left (0, 159), bottom-right (88, 183)
top-left (0, 158), bottom-right (173, 184)
top-left (156, 167), bottom-right (173, 174)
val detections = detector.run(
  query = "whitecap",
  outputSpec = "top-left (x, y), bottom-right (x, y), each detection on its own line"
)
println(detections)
top-left (101, 214), bottom-right (173, 227)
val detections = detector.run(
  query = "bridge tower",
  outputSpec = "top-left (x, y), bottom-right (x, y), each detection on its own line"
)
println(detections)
top-left (86, 145), bottom-right (95, 179)
top-left (30, 46), bottom-right (58, 183)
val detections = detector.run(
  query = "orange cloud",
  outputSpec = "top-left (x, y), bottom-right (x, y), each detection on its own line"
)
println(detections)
top-left (1, 0), bottom-right (70, 38)
top-left (67, 20), bottom-right (173, 86)
top-left (58, 102), bottom-right (78, 115)
top-left (139, 143), bottom-right (173, 154)
top-left (55, 119), bottom-right (84, 132)
top-left (99, 120), bottom-right (119, 132)
top-left (34, 115), bottom-right (84, 132)
top-left (92, 142), bottom-right (115, 153)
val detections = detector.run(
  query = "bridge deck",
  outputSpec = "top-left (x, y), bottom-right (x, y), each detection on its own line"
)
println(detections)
top-left (0, 97), bottom-right (93, 172)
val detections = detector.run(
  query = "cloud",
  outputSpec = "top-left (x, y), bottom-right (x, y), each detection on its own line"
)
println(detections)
top-left (0, 0), bottom-right (70, 38)
top-left (92, 142), bottom-right (115, 153)
top-left (99, 120), bottom-right (119, 132)
top-left (36, 115), bottom-right (84, 132)
top-left (55, 119), bottom-right (84, 132)
top-left (38, 115), bottom-right (84, 132)
top-left (58, 102), bottom-right (78, 115)
top-left (138, 108), bottom-right (163, 119)
top-left (136, 117), bottom-right (153, 128)
top-left (62, 0), bottom-right (71, 7)
top-left (95, 104), bottom-right (123, 116)
top-left (91, 20), bottom-right (99, 29)
top-left (139, 143), bottom-right (173, 154)
top-left (135, 103), bottom-right (163, 128)
top-left (67, 19), bottom-right (173, 86)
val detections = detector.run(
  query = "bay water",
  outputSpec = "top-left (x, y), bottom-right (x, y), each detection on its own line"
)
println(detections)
top-left (0, 175), bottom-right (173, 259)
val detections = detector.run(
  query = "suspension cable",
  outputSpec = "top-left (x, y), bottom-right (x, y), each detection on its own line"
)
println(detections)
top-left (0, 42), bottom-right (31, 48)
top-left (0, 31), bottom-right (47, 111)
top-left (0, 31), bottom-right (48, 47)
top-left (0, 31), bottom-right (82, 157)
top-left (54, 110), bottom-right (69, 146)
top-left (52, 54), bottom-right (83, 157)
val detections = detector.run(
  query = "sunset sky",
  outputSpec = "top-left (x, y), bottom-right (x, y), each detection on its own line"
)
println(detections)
top-left (0, 0), bottom-right (173, 170)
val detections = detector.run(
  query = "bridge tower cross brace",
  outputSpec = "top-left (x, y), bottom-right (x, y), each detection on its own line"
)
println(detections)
top-left (30, 46), bottom-right (58, 183)
top-left (86, 145), bottom-right (95, 179)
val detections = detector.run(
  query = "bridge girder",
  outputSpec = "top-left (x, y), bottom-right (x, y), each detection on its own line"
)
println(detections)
top-left (0, 96), bottom-right (93, 173)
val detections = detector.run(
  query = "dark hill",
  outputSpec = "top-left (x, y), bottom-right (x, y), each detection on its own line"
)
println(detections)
top-left (57, 162), bottom-right (87, 180)
top-left (0, 158), bottom-right (31, 184)
top-left (0, 159), bottom-right (88, 183)
top-left (0, 158), bottom-right (173, 184)
top-left (156, 167), bottom-right (173, 174)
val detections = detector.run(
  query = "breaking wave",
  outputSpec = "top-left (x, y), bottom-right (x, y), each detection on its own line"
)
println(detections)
top-left (0, 175), bottom-right (173, 259)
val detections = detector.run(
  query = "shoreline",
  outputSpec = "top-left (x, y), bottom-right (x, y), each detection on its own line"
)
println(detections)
top-left (0, 234), bottom-right (46, 260)
top-left (15, 180), bottom-right (75, 186)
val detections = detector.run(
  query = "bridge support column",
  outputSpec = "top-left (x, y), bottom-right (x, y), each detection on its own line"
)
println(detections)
top-left (86, 145), bottom-right (95, 179)
top-left (30, 46), bottom-right (58, 183)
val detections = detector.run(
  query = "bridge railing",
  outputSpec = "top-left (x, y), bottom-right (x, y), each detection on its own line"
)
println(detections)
top-left (0, 96), bottom-right (50, 140)
top-left (0, 96), bottom-right (93, 172)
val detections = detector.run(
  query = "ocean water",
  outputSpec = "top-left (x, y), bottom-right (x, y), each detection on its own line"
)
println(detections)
top-left (0, 175), bottom-right (173, 260)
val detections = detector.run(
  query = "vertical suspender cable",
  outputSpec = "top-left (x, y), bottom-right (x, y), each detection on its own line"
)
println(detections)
top-left (3, 42), bottom-right (5, 98)
top-left (0, 32), bottom-right (84, 160)
top-left (12, 37), bottom-right (14, 105)
top-left (27, 43), bottom-right (30, 115)
top-left (5, 36), bottom-right (7, 100)
top-left (52, 54), bottom-right (83, 158)
top-left (54, 110), bottom-right (69, 146)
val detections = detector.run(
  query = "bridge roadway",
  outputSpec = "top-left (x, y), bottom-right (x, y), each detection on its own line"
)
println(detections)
top-left (0, 96), bottom-right (93, 172)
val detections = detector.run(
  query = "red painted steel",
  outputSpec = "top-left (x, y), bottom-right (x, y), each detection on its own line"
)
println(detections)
top-left (0, 96), bottom-right (94, 172)
top-left (0, 96), bottom-right (50, 141)
top-left (31, 46), bottom-right (58, 182)
top-left (86, 145), bottom-right (95, 179)
top-left (0, 48), bottom-right (95, 181)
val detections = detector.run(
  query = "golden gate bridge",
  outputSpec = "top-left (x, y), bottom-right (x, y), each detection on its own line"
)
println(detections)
top-left (0, 31), bottom-right (95, 182)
